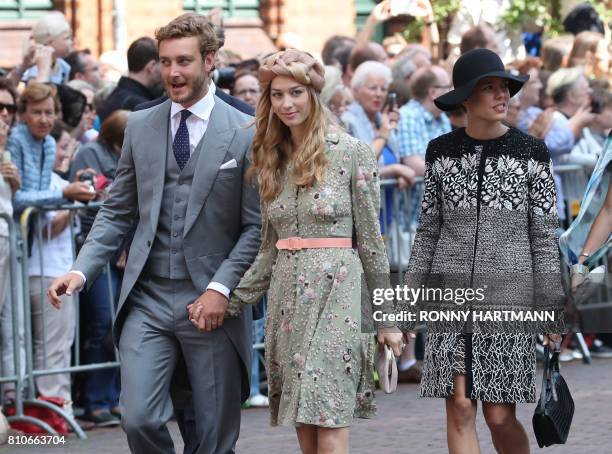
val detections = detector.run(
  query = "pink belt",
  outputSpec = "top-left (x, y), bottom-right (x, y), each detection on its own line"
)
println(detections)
top-left (275, 237), bottom-right (352, 251)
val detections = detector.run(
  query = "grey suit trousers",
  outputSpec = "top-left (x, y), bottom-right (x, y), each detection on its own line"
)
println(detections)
top-left (119, 273), bottom-right (242, 454)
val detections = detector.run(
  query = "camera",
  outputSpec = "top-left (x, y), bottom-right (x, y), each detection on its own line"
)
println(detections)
top-left (590, 99), bottom-right (602, 115)
top-left (79, 171), bottom-right (95, 190)
top-left (215, 67), bottom-right (236, 91)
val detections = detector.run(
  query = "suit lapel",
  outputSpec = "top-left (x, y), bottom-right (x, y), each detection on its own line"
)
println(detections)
top-left (184, 100), bottom-right (235, 236)
top-left (145, 99), bottom-right (172, 232)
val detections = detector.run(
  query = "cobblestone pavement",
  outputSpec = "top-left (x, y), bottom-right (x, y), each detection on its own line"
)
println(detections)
top-left (2, 358), bottom-right (611, 454)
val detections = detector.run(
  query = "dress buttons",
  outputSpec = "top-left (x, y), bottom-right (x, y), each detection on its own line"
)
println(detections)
top-left (173, 231), bottom-right (179, 237)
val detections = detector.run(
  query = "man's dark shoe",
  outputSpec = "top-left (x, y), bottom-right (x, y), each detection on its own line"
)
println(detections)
top-left (80, 410), bottom-right (120, 427)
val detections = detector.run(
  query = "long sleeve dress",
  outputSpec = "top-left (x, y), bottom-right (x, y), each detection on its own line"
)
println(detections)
top-left (406, 127), bottom-right (563, 403)
top-left (227, 130), bottom-right (394, 428)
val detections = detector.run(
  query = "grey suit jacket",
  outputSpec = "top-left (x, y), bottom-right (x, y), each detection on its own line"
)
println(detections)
top-left (72, 97), bottom-right (261, 395)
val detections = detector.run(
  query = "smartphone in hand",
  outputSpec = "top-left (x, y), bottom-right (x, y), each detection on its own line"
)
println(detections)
top-left (386, 92), bottom-right (398, 111)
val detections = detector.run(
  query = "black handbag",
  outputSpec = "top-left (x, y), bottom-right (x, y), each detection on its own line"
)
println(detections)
top-left (532, 346), bottom-right (575, 448)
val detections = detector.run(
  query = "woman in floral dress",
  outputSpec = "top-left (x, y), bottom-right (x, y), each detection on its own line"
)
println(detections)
top-left (226, 50), bottom-right (403, 453)
top-left (406, 49), bottom-right (563, 453)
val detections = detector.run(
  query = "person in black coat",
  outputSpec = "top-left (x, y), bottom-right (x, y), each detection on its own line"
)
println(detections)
top-left (98, 37), bottom-right (162, 122)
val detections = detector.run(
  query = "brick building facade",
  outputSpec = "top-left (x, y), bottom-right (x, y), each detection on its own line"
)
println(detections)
top-left (0, 0), bottom-right (377, 68)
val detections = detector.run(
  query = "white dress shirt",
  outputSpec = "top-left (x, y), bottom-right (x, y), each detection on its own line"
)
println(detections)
top-left (169, 84), bottom-right (215, 153)
top-left (71, 83), bottom-right (231, 300)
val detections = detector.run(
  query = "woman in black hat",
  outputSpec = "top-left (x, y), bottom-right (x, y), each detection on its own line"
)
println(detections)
top-left (405, 48), bottom-right (563, 453)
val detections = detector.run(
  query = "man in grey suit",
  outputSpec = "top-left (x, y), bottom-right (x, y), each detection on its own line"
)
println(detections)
top-left (48, 13), bottom-right (260, 454)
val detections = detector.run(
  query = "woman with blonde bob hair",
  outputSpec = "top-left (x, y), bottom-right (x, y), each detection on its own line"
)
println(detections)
top-left (227, 49), bottom-right (402, 453)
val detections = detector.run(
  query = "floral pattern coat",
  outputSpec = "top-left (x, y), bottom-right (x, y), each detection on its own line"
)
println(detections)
top-left (228, 131), bottom-right (393, 427)
top-left (406, 127), bottom-right (562, 403)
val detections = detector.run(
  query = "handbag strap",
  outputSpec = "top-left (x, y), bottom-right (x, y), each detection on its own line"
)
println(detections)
top-left (539, 345), bottom-right (550, 408)
top-left (540, 344), bottom-right (561, 407)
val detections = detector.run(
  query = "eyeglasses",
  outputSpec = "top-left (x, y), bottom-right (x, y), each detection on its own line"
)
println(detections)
top-left (0, 103), bottom-right (17, 114)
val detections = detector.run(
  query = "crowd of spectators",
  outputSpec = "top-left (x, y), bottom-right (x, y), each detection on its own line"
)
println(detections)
top-left (0, 0), bottom-right (610, 436)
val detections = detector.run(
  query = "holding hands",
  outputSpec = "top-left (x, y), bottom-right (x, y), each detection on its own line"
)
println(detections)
top-left (187, 289), bottom-right (229, 332)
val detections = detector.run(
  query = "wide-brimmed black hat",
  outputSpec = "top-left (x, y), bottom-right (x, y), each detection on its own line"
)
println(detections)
top-left (434, 48), bottom-right (529, 112)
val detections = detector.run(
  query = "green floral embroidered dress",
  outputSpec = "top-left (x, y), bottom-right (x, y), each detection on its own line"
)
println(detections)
top-left (227, 131), bottom-right (393, 428)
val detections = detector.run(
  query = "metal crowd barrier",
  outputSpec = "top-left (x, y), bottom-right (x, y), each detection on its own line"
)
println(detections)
top-left (0, 212), bottom-right (54, 433)
top-left (555, 164), bottom-right (591, 224)
top-left (379, 177), bottom-right (424, 275)
top-left (1, 201), bottom-right (121, 439)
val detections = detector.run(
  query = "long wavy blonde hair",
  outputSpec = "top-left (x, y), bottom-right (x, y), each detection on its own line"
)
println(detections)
top-left (247, 50), bottom-right (330, 203)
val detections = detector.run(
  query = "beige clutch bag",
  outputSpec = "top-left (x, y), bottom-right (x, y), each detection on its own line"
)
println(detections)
top-left (376, 345), bottom-right (398, 394)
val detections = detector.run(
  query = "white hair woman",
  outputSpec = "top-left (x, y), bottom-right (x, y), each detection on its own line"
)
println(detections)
top-left (342, 60), bottom-right (399, 158)
top-left (18, 11), bottom-right (74, 84)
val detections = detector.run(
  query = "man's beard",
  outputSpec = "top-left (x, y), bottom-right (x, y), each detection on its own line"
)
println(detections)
top-left (167, 73), bottom-right (208, 104)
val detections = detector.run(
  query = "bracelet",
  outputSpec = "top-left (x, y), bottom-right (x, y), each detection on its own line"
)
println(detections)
top-left (571, 263), bottom-right (589, 275)
top-left (579, 252), bottom-right (590, 258)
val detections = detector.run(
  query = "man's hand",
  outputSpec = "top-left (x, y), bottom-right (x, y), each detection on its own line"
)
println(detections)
top-left (62, 181), bottom-right (96, 202)
top-left (47, 272), bottom-right (84, 309)
top-left (187, 290), bottom-right (229, 332)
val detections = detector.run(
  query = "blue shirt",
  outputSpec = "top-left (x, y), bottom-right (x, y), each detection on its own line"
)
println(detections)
top-left (7, 123), bottom-right (63, 214)
top-left (397, 99), bottom-right (451, 158)
top-left (341, 102), bottom-right (401, 154)
top-left (22, 58), bottom-right (71, 85)
top-left (397, 100), bottom-right (450, 227)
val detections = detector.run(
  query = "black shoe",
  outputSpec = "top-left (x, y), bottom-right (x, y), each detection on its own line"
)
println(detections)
top-left (80, 410), bottom-right (120, 427)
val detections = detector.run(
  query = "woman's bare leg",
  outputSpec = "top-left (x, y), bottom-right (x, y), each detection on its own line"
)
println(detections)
top-left (446, 374), bottom-right (480, 454)
top-left (296, 425), bottom-right (318, 454)
top-left (482, 402), bottom-right (530, 454)
top-left (317, 426), bottom-right (349, 454)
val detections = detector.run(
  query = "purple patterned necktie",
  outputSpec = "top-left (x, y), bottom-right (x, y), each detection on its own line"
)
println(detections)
top-left (173, 109), bottom-right (192, 170)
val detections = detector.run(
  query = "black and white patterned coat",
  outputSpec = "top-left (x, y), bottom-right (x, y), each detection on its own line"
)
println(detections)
top-left (405, 127), bottom-right (562, 403)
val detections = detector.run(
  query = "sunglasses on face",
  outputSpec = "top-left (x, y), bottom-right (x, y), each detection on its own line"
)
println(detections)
top-left (0, 103), bottom-right (17, 114)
